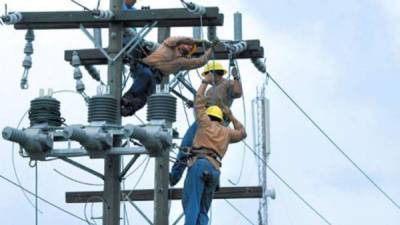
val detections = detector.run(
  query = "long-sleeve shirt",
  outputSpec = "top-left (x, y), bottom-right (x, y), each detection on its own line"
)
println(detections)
top-left (143, 36), bottom-right (212, 76)
top-left (190, 85), bottom-right (247, 169)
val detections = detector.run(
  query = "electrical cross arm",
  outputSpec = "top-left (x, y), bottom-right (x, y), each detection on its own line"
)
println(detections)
top-left (66, 186), bottom-right (263, 203)
top-left (64, 40), bottom-right (264, 65)
top-left (12, 8), bottom-right (223, 30)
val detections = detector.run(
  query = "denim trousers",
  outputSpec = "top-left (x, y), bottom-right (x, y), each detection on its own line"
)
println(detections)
top-left (170, 122), bottom-right (198, 186)
top-left (182, 158), bottom-right (220, 225)
top-left (124, 63), bottom-right (156, 113)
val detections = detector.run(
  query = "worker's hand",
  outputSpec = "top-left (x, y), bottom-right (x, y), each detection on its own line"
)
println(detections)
top-left (211, 38), bottom-right (220, 50)
top-left (202, 73), bottom-right (214, 84)
top-left (231, 67), bottom-right (239, 80)
top-left (196, 95), bottom-right (210, 106)
top-left (221, 105), bottom-right (232, 118)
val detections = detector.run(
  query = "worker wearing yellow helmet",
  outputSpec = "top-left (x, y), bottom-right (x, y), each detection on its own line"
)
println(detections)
top-left (178, 74), bottom-right (246, 225)
top-left (170, 60), bottom-right (243, 185)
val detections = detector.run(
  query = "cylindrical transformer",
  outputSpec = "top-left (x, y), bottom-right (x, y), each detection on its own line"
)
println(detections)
top-left (234, 12), bottom-right (243, 41)
top-left (29, 96), bottom-right (63, 127)
top-left (147, 93), bottom-right (177, 122)
top-left (88, 95), bottom-right (118, 124)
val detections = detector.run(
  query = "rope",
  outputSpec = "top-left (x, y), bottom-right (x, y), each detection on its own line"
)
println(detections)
top-left (265, 71), bottom-right (400, 211)
top-left (242, 141), bottom-right (333, 225)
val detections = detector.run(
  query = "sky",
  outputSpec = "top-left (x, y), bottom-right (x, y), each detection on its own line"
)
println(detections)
top-left (0, 0), bottom-right (399, 225)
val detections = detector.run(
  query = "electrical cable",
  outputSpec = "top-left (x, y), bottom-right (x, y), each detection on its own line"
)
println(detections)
top-left (0, 174), bottom-right (88, 223)
top-left (178, 82), bottom-right (191, 127)
top-left (264, 71), bottom-right (400, 211)
top-left (35, 161), bottom-right (38, 225)
top-left (53, 169), bottom-right (103, 186)
top-left (224, 199), bottom-right (256, 225)
top-left (242, 141), bottom-right (333, 225)
top-left (124, 155), bottom-right (149, 178)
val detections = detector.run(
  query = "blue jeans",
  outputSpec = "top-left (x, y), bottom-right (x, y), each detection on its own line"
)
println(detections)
top-left (182, 158), bottom-right (220, 225)
top-left (170, 122), bottom-right (198, 186)
top-left (121, 63), bottom-right (156, 116)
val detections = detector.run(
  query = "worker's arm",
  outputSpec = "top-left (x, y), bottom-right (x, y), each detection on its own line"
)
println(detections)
top-left (228, 67), bottom-right (242, 98)
top-left (174, 48), bottom-right (213, 71)
top-left (195, 79), bottom-right (211, 128)
top-left (163, 36), bottom-right (194, 48)
top-left (222, 106), bottom-right (247, 143)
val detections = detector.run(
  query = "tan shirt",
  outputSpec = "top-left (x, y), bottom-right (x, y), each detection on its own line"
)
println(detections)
top-left (206, 79), bottom-right (242, 107)
top-left (142, 36), bottom-right (212, 76)
top-left (190, 94), bottom-right (246, 169)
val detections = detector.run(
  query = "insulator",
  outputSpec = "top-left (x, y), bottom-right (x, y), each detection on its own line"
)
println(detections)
top-left (207, 26), bottom-right (217, 41)
top-left (2, 127), bottom-right (53, 153)
top-left (63, 126), bottom-right (112, 152)
top-left (29, 96), bottom-right (63, 127)
top-left (147, 93), bottom-right (177, 122)
top-left (74, 67), bottom-right (83, 80)
top-left (71, 51), bottom-right (81, 67)
top-left (251, 58), bottom-right (266, 73)
top-left (88, 95), bottom-right (118, 124)
top-left (2, 127), bottom-right (28, 144)
top-left (184, 1), bottom-right (206, 15)
top-left (25, 29), bottom-right (35, 42)
top-left (24, 42), bottom-right (33, 55)
top-left (227, 41), bottom-right (247, 54)
top-left (75, 80), bottom-right (85, 92)
top-left (22, 55), bottom-right (32, 69)
top-left (234, 12), bottom-right (243, 41)
top-left (93, 10), bottom-right (114, 20)
top-left (3, 12), bottom-right (22, 25)
top-left (84, 65), bottom-right (101, 82)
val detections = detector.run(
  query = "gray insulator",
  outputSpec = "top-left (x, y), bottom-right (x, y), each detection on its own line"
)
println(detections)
top-left (29, 96), bottom-right (63, 127)
top-left (185, 2), bottom-right (206, 15)
top-left (251, 58), bottom-right (266, 73)
top-left (3, 12), bottom-right (23, 25)
top-left (207, 26), bottom-right (217, 41)
top-left (93, 10), bottom-right (114, 20)
top-left (84, 65), bottom-right (101, 82)
top-left (24, 42), bottom-right (34, 55)
top-left (88, 95), bottom-right (118, 124)
top-left (2, 127), bottom-right (27, 144)
top-left (2, 127), bottom-right (53, 153)
top-left (74, 67), bottom-right (83, 80)
top-left (228, 41), bottom-right (247, 54)
top-left (124, 124), bottom-right (171, 154)
top-left (75, 80), bottom-right (85, 92)
top-left (71, 52), bottom-right (81, 67)
top-left (64, 126), bottom-right (112, 152)
top-left (147, 93), bottom-right (177, 122)
top-left (25, 29), bottom-right (35, 42)
top-left (22, 55), bottom-right (32, 69)
top-left (234, 12), bottom-right (243, 41)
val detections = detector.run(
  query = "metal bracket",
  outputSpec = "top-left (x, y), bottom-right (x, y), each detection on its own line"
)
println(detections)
top-left (60, 157), bottom-right (104, 180)
top-left (80, 24), bottom-right (113, 62)
top-left (119, 154), bottom-right (140, 179)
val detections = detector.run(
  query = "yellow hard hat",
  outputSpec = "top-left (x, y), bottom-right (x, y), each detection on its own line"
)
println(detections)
top-left (206, 105), bottom-right (224, 122)
top-left (201, 61), bottom-right (227, 77)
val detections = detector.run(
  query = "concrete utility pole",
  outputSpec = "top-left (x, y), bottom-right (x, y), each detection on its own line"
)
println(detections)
top-left (154, 27), bottom-right (171, 225)
top-left (103, 0), bottom-right (123, 224)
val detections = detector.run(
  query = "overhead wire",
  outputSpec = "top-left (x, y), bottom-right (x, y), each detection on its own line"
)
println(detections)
top-left (53, 169), bottom-right (103, 186)
top-left (224, 199), bottom-right (256, 225)
top-left (242, 141), bottom-right (333, 225)
top-left (0, 174), bottom-right (88, 223)
top-left (264, 70), bottom-right (400, 211)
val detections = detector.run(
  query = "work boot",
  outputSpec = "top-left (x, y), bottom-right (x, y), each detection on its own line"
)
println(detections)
top-left (121, 95), bottom-right (146, 117)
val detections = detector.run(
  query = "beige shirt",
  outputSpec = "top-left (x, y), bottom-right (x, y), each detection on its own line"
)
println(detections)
top-left (142, 36), bottom-right (212, 76)
top-left (190, 95), bottom-right (246, 169)
top-left (206, 79), bottom-right (242, 107)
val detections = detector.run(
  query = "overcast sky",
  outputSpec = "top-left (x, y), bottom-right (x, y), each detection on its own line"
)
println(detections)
top-left (0, 0), bottom-right (399, 225)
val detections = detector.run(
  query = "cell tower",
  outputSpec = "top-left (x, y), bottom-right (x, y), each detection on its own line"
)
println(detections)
top-left (252, 83), bottom-right (276, 225)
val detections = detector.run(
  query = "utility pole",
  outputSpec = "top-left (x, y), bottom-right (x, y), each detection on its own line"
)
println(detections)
top-left (103, 0), bottom-right (123, 224)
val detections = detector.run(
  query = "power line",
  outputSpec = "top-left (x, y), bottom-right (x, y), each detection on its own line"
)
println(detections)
top-left (224, 199), bottom-right (256, 225)
top-left (242, 141), bottom-right (333, 225)
top-left (266, 72), bottom-right (400, 211)
top-left (0, 174), bottom-right (87, 223)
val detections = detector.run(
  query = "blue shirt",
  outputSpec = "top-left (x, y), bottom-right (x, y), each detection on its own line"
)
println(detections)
top-left (123, 3), bottom-right (136, 11)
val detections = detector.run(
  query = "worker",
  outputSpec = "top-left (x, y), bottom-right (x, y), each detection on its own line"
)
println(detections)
top-left (121, 36), bottom-right (216, 116)
top-left (181, 74), bottom-right (247, 225)
top-left (170, 61), bottom-right (242, 186)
